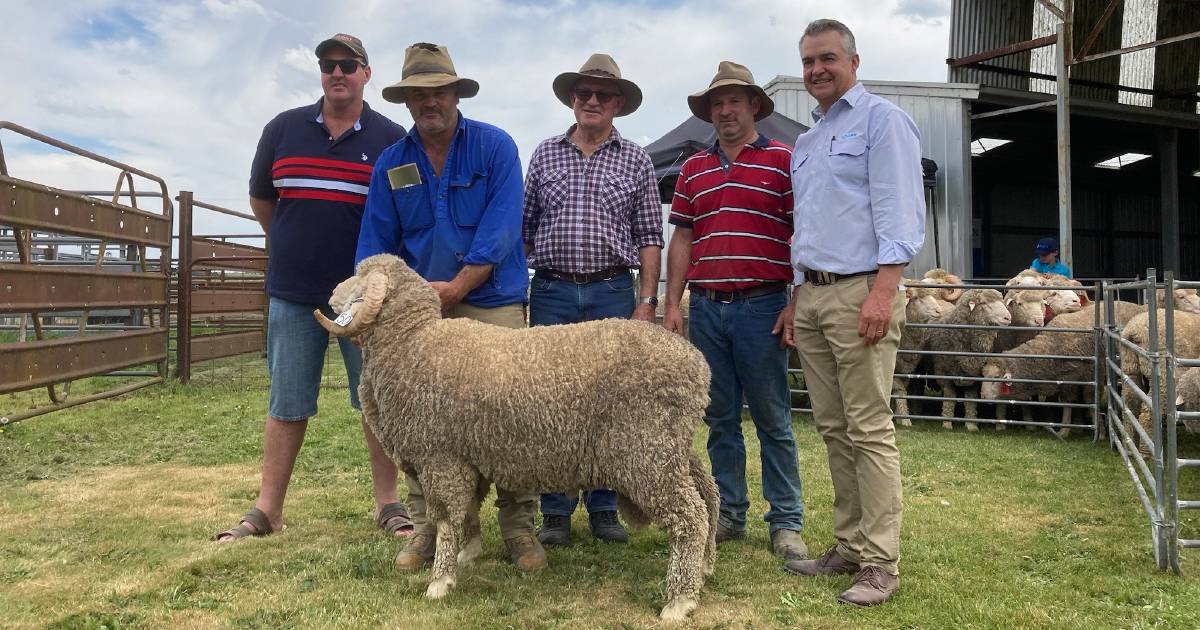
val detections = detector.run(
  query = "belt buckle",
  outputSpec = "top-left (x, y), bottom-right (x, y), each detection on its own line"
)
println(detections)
top-left (817, 271), bottom-right (834, 285)
top-left (715, 289), bottom-right (736, 304)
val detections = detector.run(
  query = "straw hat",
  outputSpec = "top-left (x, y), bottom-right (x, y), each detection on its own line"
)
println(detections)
top-left (552, 53), bottom-right (643, 117)
top-left (687, 61), bottom-right (774, 122)
top-left (381, 42), bottom-right (480, 104)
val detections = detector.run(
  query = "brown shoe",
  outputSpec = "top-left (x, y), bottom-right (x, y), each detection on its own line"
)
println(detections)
top-left (838, 565), bottom-right (899, 606)
top-left (394, 530), bottom-right (435, 572)
top-left (770, 529), bottom-right (808, 561)
top-left (714, 521), bottom-right (746, 544)
top-left (504, 533), bottom-right (547, 572)
top-left (783, 546), bottom-right (859, 577)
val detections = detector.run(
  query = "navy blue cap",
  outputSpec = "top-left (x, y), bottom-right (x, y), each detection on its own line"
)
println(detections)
top-left (1035, 237), bottom-right (1058, 254)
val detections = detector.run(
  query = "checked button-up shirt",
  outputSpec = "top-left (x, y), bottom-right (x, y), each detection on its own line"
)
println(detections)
top-left (522, 126), bottom-right (664, 274)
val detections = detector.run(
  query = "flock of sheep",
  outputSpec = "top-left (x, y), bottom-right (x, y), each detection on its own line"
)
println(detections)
top-left (892, 267), bottom-right (1200, 448)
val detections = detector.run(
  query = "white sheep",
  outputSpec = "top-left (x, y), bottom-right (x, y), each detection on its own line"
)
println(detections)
top-left (928, 288), bottom-right (1012, 431)
top-left (891, 280), bottom-right (945, 426)
top-left (315, 254), bottom-right (718, 622)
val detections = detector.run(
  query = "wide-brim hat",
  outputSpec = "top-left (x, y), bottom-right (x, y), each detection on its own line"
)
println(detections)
top-left (315, 33), bottom-right (368, 64)
top-left (687, 61), bottom-right (774, 123)
top-left (552, 53), bottom-right (642, 117)
top-left (382, 42), bottom-right (480, 104)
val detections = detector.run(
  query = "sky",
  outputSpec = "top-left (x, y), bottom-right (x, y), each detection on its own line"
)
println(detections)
top-left (0, 0), bottom-right (952, 234)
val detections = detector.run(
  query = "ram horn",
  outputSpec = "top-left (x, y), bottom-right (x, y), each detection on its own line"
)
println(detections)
top-left (314, 271), bottom-right (388, 337)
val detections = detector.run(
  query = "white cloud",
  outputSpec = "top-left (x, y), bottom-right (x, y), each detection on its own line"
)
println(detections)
top-left (1, 0), bottom-right (950, 230)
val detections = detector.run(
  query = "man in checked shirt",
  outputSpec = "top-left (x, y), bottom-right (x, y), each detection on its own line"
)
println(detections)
top-left (522, 53), bottom-right (664, 547)
top-left (662, 61), bottom-right (807, 561)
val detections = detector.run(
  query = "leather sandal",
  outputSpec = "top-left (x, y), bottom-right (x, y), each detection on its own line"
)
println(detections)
top-left (215, 507), bottom-right (276, 541)
top-left (375, 502), bottom-right (415, 537)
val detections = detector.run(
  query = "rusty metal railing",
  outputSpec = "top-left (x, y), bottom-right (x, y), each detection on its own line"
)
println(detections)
top-left (0, 121), bottom-right (173, 424)
top-left (174, 191), bottom-right (267, 383)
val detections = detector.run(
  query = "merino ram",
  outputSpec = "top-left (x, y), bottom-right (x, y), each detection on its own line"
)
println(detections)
top-left (315, 254), bottom-right (718, 622)
top-left (1120, 309), bottom-right (1200, 455)
top-left (928, 288), bottom-right (1011, 431)
top-left (891, 280), bottom-right (946, 425)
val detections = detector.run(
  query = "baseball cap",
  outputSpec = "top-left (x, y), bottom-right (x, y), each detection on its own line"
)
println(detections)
top-left (315, 33), bottom-right (368, 64)
top-left (1035, 237), bottom-right (1058, 254)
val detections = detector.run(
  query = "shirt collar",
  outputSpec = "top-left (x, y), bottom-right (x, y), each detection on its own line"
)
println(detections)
top-left (312, 97), bottom-right (366, 131)
top-left (707, 132), bottom-right (770, 154)
top-left (810, 82), bottom-right (866, 123)
top-left (558, 124), bottom-right (623, 151)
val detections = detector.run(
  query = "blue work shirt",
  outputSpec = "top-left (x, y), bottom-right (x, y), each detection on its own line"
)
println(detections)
top-left (356, 112), bottom-right (529, 307)
top-left (790, 82), bottom-right (926, 287)
top-left (1030, 258), bottom-right (1072, 278)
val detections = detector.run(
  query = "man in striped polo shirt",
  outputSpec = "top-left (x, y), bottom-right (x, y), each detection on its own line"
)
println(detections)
top-left (663, 62), bottom-right (807, 561)
top-left (218, 34), bottom-right (409, 542)
top-left (523, 53), bottom-right (663, 547)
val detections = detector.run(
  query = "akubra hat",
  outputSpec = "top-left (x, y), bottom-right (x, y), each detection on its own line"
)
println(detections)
top-left (687, 61), bottom-right (774, 123)
top-left (382, 42), bottom-right (480, 104)
top-left (552, 53), bottom-right (643, 117)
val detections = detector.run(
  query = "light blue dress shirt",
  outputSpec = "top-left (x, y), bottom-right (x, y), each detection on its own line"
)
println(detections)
top-left (789, 83), bottom-right (926, 286)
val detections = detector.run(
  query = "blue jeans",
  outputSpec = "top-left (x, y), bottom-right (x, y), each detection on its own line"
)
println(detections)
top-left (266, 297), bottom-right (362, 420)
top-left (688, 290), bottom-right (804, 533)
top-left (530, 271), bottom-right (635, 516)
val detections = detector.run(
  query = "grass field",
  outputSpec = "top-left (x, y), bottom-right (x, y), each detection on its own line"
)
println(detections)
top-left (2, 354), bottom-right (1199, 629)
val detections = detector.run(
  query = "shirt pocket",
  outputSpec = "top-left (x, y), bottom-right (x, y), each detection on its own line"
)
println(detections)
top-left (599, 171), bottom-right (639, 220)
top-left (827, 135), bottom-right (868, 191)
top-left (393, 185), bottom-right (433, 231)
top-left (538, 168), bottom-right (569, 210)
top-left (449, 170), bottom-right (489, 227)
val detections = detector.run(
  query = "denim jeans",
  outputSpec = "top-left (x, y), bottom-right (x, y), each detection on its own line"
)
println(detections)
top-left (266, 297), bottom-right (362, 420)
top-left (688, 290), bottom-right (805, 533)
top-left (530, 271), bottom-right (635, 516)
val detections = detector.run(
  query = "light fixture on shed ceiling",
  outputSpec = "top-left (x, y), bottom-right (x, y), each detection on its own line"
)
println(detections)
top-left (1094, 153), bottom-right (1152, 170)
top-left (970, 138), bottom-right (1011, 156)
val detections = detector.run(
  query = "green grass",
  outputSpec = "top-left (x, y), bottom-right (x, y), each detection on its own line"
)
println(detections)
top-left (1, 354), bottom-right (1199, 629)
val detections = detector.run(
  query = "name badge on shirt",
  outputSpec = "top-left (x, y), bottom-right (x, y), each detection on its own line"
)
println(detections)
top-left (387, 163), bottom-right (422, 190)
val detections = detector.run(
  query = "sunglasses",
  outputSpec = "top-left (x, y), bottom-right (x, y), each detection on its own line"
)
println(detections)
top-left (319, 59), bottom-right (365, 74)
top-left (573, 88), bottom-right (620, 104)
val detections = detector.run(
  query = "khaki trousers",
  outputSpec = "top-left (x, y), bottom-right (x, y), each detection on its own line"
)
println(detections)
top-left (792, 274), bottom-right (904, 574)
top-left (404, 301), bottom-right (537, 540)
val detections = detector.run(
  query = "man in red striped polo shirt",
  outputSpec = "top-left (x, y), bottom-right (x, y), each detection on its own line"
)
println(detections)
top-left (663, 62), bottom-right (807, 561)
top-left (217, 34), bottom-right (408, 542)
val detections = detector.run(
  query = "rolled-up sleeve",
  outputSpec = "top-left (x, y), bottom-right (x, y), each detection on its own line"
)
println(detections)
top-left (868, 109), bottom-right (926, 266)
top-left (356, 152), bottom-right (401, 265)
top-left (631, 155), bottom-right (665, 249)
top-left (464, 134), bottom-right (524, 265)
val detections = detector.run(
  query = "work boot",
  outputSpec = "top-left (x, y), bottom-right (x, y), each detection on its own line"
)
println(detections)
top-left (537, 514), bottom-right (572, 547)
top-left (783, 546), bottom-right (860, 577)
top-left (838, 565), bottom-right (900, 606)
top-left (770, 529), bottom-right (808, 561)
top-left (715, 521), bottom-right (746, 544)
top-left (589, 511), bottom-right (628, 543)
top-left (394, 530), bottom-right (435, 572)
top-left (504, 533), bottom-right (548, 572)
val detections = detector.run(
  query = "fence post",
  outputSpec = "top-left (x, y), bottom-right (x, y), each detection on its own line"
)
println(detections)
top-left (176, 191), bottom-right (193, 384)
top-left (1163, 271), bottom-right (1181, 574)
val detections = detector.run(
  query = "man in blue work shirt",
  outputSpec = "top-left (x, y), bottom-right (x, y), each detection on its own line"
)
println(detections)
top-left (355, 42), bottom-right (545, 574)
top-left (1030, 236), bottom-right (1072, 278)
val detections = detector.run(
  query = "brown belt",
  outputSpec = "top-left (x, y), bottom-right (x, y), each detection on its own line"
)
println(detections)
top-left (534, 267), bottom-right (630, 284)
top-left (803, 269), bottom-right (877, 286)
top-left (690, 282), bottom-right (787, 303)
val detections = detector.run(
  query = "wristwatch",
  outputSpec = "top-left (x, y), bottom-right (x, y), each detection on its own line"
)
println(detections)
top-left (639, 295), bottom-right (659, 307)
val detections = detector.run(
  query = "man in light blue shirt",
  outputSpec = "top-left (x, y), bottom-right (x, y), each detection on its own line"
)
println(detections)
top-left (1030, 236), bottom-right (1072, 278)
top-left (776, 19), bottom-right (924, 607)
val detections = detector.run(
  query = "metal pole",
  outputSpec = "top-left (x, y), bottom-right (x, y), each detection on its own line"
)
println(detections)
top-left (1056, 24), bottom-right (1074, 273)
top-left (177, 191), bottom-right (193, 384)
top-left (1146, 269), bottom-right (1166, 569)
top-left (1163, 271), bottom-right (1181, 574)
top-left (1160, 129), bottom-right (1180, 275)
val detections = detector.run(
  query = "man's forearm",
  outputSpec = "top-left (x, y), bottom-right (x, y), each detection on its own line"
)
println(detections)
top-left (451, 263), bottom-right (495, 297)
top-left (637, 245), bottom-right (662, 298)
top-left (665, 228), bottom-right (692, 308)
top-left (872, 263), bottom-right (906, 294)
top-left (248, 196), bottom-right (276, 234)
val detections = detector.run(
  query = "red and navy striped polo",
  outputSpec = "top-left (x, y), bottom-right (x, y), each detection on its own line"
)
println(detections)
top-left (249, 98), bottom-right (405, 305)
top-left (669, 134), bottom-right (794, 292)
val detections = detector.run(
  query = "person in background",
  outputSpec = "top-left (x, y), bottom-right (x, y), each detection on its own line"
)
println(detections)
top-left (1030, 236), bottom-right (1072, 278)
